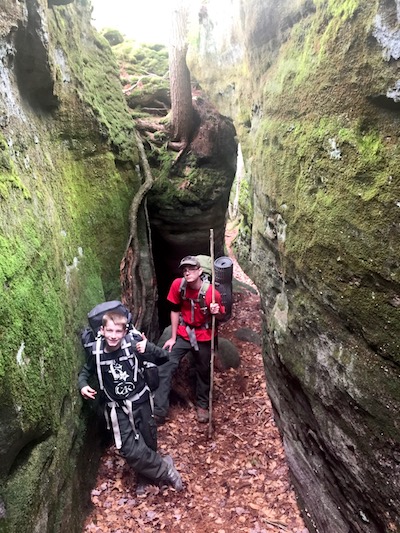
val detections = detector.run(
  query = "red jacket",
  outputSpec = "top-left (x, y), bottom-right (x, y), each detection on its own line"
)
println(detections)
top-left (167, 278), bottom-right (225, 342)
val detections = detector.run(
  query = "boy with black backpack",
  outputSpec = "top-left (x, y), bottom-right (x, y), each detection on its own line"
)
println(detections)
top-left (78, 305), bottom-right (183, 493)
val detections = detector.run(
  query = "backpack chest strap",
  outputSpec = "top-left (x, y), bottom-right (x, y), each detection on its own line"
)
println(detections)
top-left (179, 316), bottom-right (209, 330)
top-left (94, 336), bottom-right (139, 391)
top-left (179, 277), bottom-right (211, 323)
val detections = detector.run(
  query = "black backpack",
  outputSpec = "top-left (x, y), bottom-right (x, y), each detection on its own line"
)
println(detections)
top-left (81, 300), bottom-right (159, 392)
top-left (88, 300), bottom-right (131, 337)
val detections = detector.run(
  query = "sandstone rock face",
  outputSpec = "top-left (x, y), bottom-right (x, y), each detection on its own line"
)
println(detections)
top-left (0, 2), bottom-right (143, 532)
top-left (190, 1), bottom-right (400, 531)
top-left (0, 2), bottom-right (237, 531)
top-left (2, 1), bottom-right (400, 531)
top-left (147, 96), bottom-right (237, 327)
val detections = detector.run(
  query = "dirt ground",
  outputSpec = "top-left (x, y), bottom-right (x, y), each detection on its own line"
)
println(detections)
top-left (82, 229), bottom-right (308, 533)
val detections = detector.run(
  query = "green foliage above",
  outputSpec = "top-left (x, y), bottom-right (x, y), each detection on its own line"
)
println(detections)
top-left (113, 40), bottom-right (168, 76)
top-left (101, 28), bottom-right (124, 46)
top-left (113, 39), bottom-right (170, 99)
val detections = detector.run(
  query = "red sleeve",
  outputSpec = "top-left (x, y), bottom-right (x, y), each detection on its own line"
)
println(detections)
top-left (166, 278), bottom-right (183, 305)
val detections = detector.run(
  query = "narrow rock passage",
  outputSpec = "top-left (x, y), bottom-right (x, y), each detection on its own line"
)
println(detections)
top-left (83, 230), bottom-right (308, 533)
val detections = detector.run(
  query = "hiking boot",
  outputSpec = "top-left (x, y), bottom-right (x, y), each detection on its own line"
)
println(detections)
top-left (154, 414), bottom-right (166, 426)
top-left (136, 481), bottom-right (147, 496)
top-left (196, 406), bottom-right (209, 423)
top-left (136, 475), bottom-right (151, 496)
top-left (163, 455), bottom-right (183, 491)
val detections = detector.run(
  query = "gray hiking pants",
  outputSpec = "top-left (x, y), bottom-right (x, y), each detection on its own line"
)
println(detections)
top-left (114, 400), bottom-right (168, 482)
top-left (154, 336), bottom-right (212, 418)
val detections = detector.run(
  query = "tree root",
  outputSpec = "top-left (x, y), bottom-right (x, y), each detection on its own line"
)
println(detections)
top-left (120, 130), bottom-right (155, 330)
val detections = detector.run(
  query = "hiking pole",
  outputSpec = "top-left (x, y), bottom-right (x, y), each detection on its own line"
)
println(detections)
top-left (208, 228), bottom-right (216, 439)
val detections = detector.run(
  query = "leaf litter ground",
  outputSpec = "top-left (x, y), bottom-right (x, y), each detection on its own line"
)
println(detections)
top-left (83, 230), bottom-right (308, 533)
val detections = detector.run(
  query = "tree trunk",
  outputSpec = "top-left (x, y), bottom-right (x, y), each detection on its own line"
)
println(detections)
top-left (169, 1), bottom-right (193, 144)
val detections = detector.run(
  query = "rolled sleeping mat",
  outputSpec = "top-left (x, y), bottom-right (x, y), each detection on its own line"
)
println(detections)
top-left (214, 256), bottom-right (233, 322)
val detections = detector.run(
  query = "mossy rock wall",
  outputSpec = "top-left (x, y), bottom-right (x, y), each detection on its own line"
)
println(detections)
top-left (190, 1), bottom-right (400, 532)
top-left (0, 1), bottom-right (142, 532)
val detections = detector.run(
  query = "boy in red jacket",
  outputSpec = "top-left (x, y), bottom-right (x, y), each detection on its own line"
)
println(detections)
top-left (154, 256), bottom-right (225, 424)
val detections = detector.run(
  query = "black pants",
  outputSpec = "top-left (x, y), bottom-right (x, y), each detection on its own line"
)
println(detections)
top-left (154, 336), bottom-right (212, 418)
top-left (114, 400), bottom-right (167, 482)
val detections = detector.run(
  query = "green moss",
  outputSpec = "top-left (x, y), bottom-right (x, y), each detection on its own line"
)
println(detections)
top-left (238, 175), bottom-right (253, 228)
top-left (263, 0), bottom-right (362, 98)
top-left (0, 137), bottom-right (137, 531)
top-left (244, 91), bottom-right (400, 360)
top-left (0, 140), bottom-right (138, 429)
top-left (315, 0), bottom-right (360, 19)
top-left (0, 136), bottom-right (30, 200)
top-left (191, 2), bottom-right (400, 528)
top-left (336, 126), bottom-right (384, 166)
top-left (249, 116), bottom-right (390, 218)
top-left (113, 40), bottom-right (168, 75)
top-left (0, 3), bottom-right (146, 532)
top-left (1, 399), bottom-right (92, 533)
top-left (49, 11), bottom-right (138, 163)
top-left (2, 437), bottom-right (57, 531)
top-left (112, 39), bottom-right (170, 109)
top-left (101, 28), bottom-right (124, 46)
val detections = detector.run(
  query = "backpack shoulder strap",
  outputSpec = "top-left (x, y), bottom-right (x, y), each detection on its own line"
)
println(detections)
top-left (179, 277), bottom-right (187, 300)
top-left (121, 335), bottom-right (139, 382)
top-left (94, 335), bottom-right (141, 391)
top-left (94, 336), bottom-right (105, 390)
top-left (178, 277), bottom-right (211, 320)
top-left (179, 277), bottom-right (210, 303)
top-left (199, 279), bottom-right (210, 297)
top-left (198, 279), bottom-right (211, 313)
